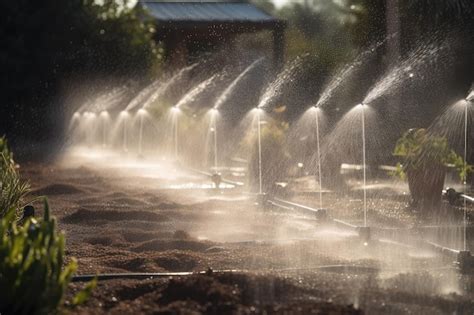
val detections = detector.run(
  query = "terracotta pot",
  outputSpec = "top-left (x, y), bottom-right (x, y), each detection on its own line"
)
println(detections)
top-left (407, 165), bottom-right (446, 212)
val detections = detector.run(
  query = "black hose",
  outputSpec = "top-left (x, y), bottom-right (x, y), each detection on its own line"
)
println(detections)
top-left (71, 264), bottom-right (459, 283)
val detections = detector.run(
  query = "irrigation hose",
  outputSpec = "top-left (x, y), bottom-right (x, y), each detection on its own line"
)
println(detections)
top-left (71, 264), bottom-right (458, 283)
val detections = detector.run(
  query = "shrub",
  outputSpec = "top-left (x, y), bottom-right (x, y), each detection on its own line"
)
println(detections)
top-left (393, 128), bottom-right (472, 210)
top-left (393, 128), bottom-right (472, 182)
top-left (0, 200), bottom-right (77, 315)
top-left (0, 137), bottom-right (29, 220)
top-left (0, 137), bottom-right (93, 314)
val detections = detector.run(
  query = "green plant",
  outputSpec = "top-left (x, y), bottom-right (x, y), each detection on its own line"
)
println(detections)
top-left (0, 137), bottom-right (94, 314)
top-left (0, 199), bottom-right (77, 315)
top-left (393, 128), bottom-right (472, 182)
top-left (0, 137), bottom-right (29, 220)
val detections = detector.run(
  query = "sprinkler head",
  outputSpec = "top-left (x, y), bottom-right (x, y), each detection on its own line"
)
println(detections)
top-left (22, 205), bottom-right (35, 220)
top-left (211, 107), bottom-right (218, 113)
top-left (171, 106), bottom-right (180, 113)
top-left (100, 110), bottom-right (109, 117)
top-left (138, 108), bottom-right (147, 115)
top-left (315, 208), bottom-right (329, 221)
top-left (357, 103), bottom-right (365, 108)
top-left (255, 193), bottom-right (268, 208)
top-left (357, 226), bottom-right (371, 243)
top-left (211, 172), bottom-right (222, 189)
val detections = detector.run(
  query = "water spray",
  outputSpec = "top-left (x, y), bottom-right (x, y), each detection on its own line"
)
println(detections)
top-left (313, 106), bottom-right (323, 210)
top-left (208, 108), bottom-right (222, 189)
top-left (100, 111), bottom-right (109, 148)
top-left (171, 106), bottom-right (180, 160)
top-left (256, 107), bottom-right (263, 196)
top-left (211, 108), bottom-right (219, 170)
top-left (456, 98), bottom-right (473, 272)
top-left (120, 110), bottom-right (129, 152)
top-left (137, 108), bottom-right (146, 158)
top-left (357, 103), bottom-right (370, 243)
top-left (86, 112), bottom-right (96, 147)
top-left (463, 101), bottom-right (468, 251)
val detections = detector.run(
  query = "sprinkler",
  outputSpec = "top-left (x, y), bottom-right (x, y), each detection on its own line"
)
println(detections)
top-left (22, 205), bottom-right (35, 220)
top-left (255, 107), bottom-right (267, 206)
top-left (211, 172), bottom-right (222, 189)
top-left (255, 192), bottom-right (268, 207)
top-left (357, 226), bottom-right (371, 244)
top-left (356, 103), bottom-right (371, 244)
top-left (443, 188), bottom-right (473, 206)
top-left (210, 107), bottom-right (219, 172)
top-left (313, 106), bottom-right (324, 210)
top-left (357, 103), bottom-right (368, 228)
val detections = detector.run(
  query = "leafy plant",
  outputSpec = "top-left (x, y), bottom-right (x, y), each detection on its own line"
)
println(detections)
top-left (0, 137), bottom-right (30, 220)
top-left (393, 128), bottom-right (472, 182)
top-left (0, 137), bottom-right (94, 314)
top-left (0, 199), bottom-right (77, 315)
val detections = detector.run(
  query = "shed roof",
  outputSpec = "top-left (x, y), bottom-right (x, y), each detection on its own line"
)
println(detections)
top-left (140, 1), bottom-right (281, 25)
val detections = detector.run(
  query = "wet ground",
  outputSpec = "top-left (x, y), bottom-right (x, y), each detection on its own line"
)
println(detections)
top-left (21, 148), bottom-right (474, 314)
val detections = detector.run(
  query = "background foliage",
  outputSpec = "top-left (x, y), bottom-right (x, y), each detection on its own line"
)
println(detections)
top-left (0, 0), bottom-right (159, 151)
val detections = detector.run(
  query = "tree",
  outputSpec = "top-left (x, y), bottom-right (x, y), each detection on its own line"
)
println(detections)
top-left (0, 0), bottom-right (158, 153)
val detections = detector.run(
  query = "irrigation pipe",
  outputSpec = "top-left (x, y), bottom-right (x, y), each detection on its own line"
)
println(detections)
top-left (71, 264), bottom-right (458, 283)
top-left (185, 166), bottom-right (244, 187)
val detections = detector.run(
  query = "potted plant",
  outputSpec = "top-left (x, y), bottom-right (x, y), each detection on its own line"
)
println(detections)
top-left (393, 128), bottom-right (472, 212)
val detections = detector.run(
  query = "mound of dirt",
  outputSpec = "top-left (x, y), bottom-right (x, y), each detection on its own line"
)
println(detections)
top-left (160, 275), bottom-right (239, 308)
top-left (62, 208), bottom-right (168, 224)
top-left (154, 251), bottom-right (200, 271)
top-left (122, 231), bottom-right (173, 243)
top-left (173, 230), bottom-right (191, 240)
top-left (158, 202), bottom-right (180, 209)
top-left (31, 183), bottom-right (84, 195)
top-left (133, 239), bottom-right (213, 253)
top-left (85, 236), bottom-right (115, 246)
top-left (104, 257), bottom-right (153, 272)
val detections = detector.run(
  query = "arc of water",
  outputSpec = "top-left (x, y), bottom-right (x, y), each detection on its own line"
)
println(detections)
top-left (214, 58), bottom-right (264, 110)
top-left (315, 108), bottom-right (323, 209)
top-left (257, 109), bottom-right (263, 194)
top-left (361, 105), bottom-right (367, 227)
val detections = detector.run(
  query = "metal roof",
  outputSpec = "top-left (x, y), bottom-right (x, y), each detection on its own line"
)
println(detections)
top-left (140, 1), bottom-right (279, 24)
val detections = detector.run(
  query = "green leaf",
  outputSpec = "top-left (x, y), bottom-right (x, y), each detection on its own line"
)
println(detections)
top-left (72, 277), bottom-right (98, 306)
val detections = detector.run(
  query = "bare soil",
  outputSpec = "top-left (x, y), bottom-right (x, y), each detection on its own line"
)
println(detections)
top-left (20, 159), bottom-right (474, 314)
